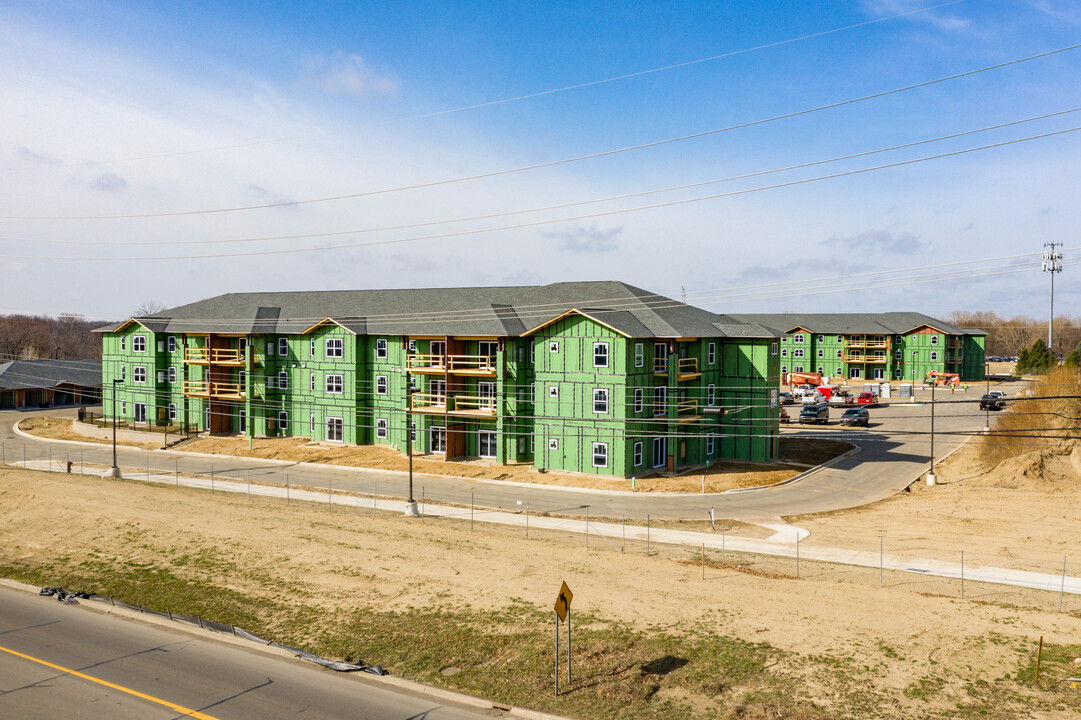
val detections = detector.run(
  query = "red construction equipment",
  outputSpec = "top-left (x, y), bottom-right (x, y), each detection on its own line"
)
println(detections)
top-left (924, 371), bottom-right (960, 386)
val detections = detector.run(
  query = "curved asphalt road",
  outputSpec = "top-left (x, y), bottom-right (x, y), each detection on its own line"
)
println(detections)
top-left (1, 391), bottom-right (998, 521)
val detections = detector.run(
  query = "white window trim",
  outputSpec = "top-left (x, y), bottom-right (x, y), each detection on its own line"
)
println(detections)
top-left (167, 336), bottom-right (176, 353)
top-left (633, 441), bottom-right (643, 467)
top-left (817, 348), bottom-right (824, 357)
top-left (134, 366), bottom-right (147, 383)
top-left (592, 388), bottom-right (608, 414)
top-left (707, 342), bottom-right (716, 365)
top-left (168, 403), bottom-right (177, 421)
top-left (479, 430), bottom-right (497, 459)
top-left (593, 342), bottom-right (609, 368)
top-left (326, 338), bottom-right (344, 358)
top-left (376, 418), bottom-right (388, 439)
top-left (633, 388), bottom-right (644, 413)
top-left (121, 400), bottom-right (127, 415)
top-left (781, 348), bottom-right (788, 357)
top-left (930, 335), bottom-right (939, 345)
top-left (327, 374), bottom-right (344, 394)
top-left (930, 351), bottom-right (939, 361)
top-left (770, 342), bottom-right (778, 355)
top-left (310, 372), bottom-right (316, 391)
top-left (278, 338), bottom-right (288, 356)
top-left (817, 334), bottom-right (824, 343)
top-left (120, 337), bottom-right (126, 352)
top-left (634, 342), bottom-right (644, 368)
top-left (326, 417), bottom-right (344, 442)
top-left (707, 384), bottom-right (716, 406)
top-left (133, 335), bottom-right (146, 353)
top-left (277, 370), bottom-right (288, 390)
top-left (310, 338), bottom-right (316, 357)
top-left (706, 433), bottom-right (715, 455)
top-left (592, 442), bottom-right (608, 468)
top-left (278, 411), bottom-right (289, 430)
top-left (376, 375), bottom-right (388, 395)
top-left (376, 338), bottom-right (388, 358)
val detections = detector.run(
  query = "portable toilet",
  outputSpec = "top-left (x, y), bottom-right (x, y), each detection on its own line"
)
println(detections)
top-left (899, 383), bottom-right (912, 399)
top-left (880, 382), bottom-right (891, 399)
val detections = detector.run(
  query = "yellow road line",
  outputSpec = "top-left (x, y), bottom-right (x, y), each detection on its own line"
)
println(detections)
top-left (0, 644), bottom-right (221, 719)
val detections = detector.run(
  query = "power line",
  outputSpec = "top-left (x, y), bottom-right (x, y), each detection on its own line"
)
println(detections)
top-left (8, 39), bottom-right (1079, 221)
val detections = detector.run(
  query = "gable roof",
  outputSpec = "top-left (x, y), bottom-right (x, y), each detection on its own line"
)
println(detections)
top-left (95, 282), bottom-right (779, 339)
top-left (0, 359), bottom-right (102, 391)
top-left (728, 312), bottom-right (979, 336)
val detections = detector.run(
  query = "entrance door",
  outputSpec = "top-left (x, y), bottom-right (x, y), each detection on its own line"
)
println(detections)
top-left (239, 409), bottom-right (246, 433)
top-left (430, 379), bottom-right (446, 403)
top-left (652, 437), bottom-right (667, 468)
top-left (479, 429), bottom-right (496, 458)
top-left (478, 381), bottom-right (496, 410)
top-left (326, 417), bottom-right (343, 442)
top-left (430, 426), bottom-right (447, 453)
top-left (134, 402), bottom-right (147, 423)
top-left (430, 340), bottom-right (446, 366)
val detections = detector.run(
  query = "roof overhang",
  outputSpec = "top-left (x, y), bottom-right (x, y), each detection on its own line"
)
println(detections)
top-left (301, 318), bottom-right (358, 335)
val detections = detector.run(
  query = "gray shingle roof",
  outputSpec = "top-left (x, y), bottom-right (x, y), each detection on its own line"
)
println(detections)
top-left (0, 359), bottom-right (102, 391)
top-left (95, 282), bottom-right (779, 339)
top-left (728, 312), bottom-right (980, 336)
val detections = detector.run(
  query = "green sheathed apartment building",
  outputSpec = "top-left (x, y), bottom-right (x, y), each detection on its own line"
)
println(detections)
top-left (96, 282), bottom-right (782, 477)
top-left (729, 313), bottom-right (986, 384)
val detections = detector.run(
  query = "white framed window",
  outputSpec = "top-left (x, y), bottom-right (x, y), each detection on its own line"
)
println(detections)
top-left (168, 403), bottom-right (176, 421)
top-left (817, 366), bottom-right (824, 374)
top-left (133, 335), bottom-right (146, 353)
top-left (167, 336), bottom-right (176, 353)
top-left (707, 384), bottom-right (716, 406)
top-left (634, 387), bottom-right (644, 413)
top-left (530, 343), bottom-right (535, 362)
top-left (376, 418), bottom-right (388, 439)
top-left (894, 367), bottom-right (903, 379)
top-left (121, 400), bottom-right (127, 415)
top-left (327, 417), bottom-right (344, 442)
top-left (593, 342), bottom-right (609, 368)
top-left (770, 342), bottom-right (778, 355)
top-left (120, 336), bottom-right (126, 352)
top-left (407, 339), bottom-right (417, 353)
top-left (706, 433), bottom-right (715, 455)
top-left (549, 341), bottom-right (559, 353)
top-left (781, 348), bottom-right (788, 357)
top-left (817, 334), bottom-right (824, 343)
top-left (530, 436), bottom-right (535, 453)
top-left (836, 349), bottom-right (843, 358)
top-left (592, 442), bottom-right (608, 468)
top-left (633, 441), bottom-right (643, 467)
top-left (793, 333), bottom-right (805, 343)
top-left (793, 348), bottom-right (804, 358)
top-left (239, 409), bottom-right (246, 433)
top-left (549, 386), bottom-right (559, 398)
top-left (781, 365), bottom-right (788, 375)
top-left (874, 335), bottom-right (885, 344)
top-left (479, 341), bottom-right (499, 357)
top-left (134, 402), bottom-right (146, 422)
top-left (895, 335), bottom-right (903, 343)
top-left (278, 338), bottom-right (288, 356)
top-left (930, 335), bottom-right (939, 345)
top-left (310, 338), bottom-right (316, 357)
top-left (410, 421), bottom-right (416, 442)
top-left (817, 348), bottom-right (824, 357)
top-left (794, 366), bottom-right (804, 372)
top-left (310, 372), bottom-right (316, 391)
top-left (548, 438), bottom-right (559, 450)
top-left (836, 335), bottom-right (843, 343)
top-left (134, 366), bottom-right (147, 383)
top-left (849, 367), bottom-right (861, 379)
top-left (930, 351), bottom-right (938, 361)
top-left (634, 342), bottom-right (644, 368)
top-left (479, 430), bottom-right (497, 458)
top-left (593, 388), bottom-right (608, 413)
top-left (376, 375), bottom-right (387, 394)
top-left (310, 413), bottom-right (316, 434)
top-left (278, 370), bottom-right (288, 390)
top-left (654, 342), bottom-right (668, 369)
top-left (873, 368), bottom-right (885, 379)
top-left (168, 367), bottom-right (176, 384)
top-left (654, 386), bottom-right (667, 415)
top-left (895, 350), bottom-right (902, 360)
top-left (327, 374), bottom-right (344, 394)
top-left (707, 342), bottom-right (716, 365)
top-left (376, 338), bottom-right (388, 358)
top-left (835, 367), bottom-right (843, 377)
top-left (278, 411), bottom-right (289, 430)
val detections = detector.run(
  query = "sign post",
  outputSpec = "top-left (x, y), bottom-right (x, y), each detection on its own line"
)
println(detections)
top-left (553, 580), bottom-right (573, 695)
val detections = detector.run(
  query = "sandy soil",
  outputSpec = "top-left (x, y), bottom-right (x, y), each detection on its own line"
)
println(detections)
top-left (18, 416), bottom-right (162, 450)
top-left (1, 462), bottom-right (1079, 718)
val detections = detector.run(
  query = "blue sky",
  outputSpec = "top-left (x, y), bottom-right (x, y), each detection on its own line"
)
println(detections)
top-left (1, 0), bottom-right (1078, 321)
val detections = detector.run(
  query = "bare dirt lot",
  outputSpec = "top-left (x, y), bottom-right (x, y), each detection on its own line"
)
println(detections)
top-left (2, 435), bottom-right (1080, 719)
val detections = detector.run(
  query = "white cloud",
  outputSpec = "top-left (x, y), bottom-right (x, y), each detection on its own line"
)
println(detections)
top-left (858, 0), bottom-right (972, 32)
top-left (543, 224), bottom-right (623, 253)
top-left (302, 54), bottom-right (399, 98)
top-left (823, 230), bottom-right (923, 255)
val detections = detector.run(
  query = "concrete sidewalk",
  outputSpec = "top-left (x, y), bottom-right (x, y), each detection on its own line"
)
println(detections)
top-left (18, 459), bottom-right (1081, 599)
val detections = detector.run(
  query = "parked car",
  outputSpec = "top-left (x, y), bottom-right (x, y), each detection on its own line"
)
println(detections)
top-left (856, 392), bottom-right (878, 406)
top-left (828, 390), bottom-right (855, 406)
top-left (798, 405), bottom-right (829, 425)
top-left (792, 384), bottom-right (817, 398)
top-left (840, 407), bottom-right (870, 426)
top-left (979, 394), bottom-right (1005, 411)
top-left (779, 408), bottom-right (790, 424)
top-left (779, 392), bottom-right (795, 405)
top-left (802, 393), bottom-right (828, 405)
top-left (987, 390), bottom-right (1006, 400)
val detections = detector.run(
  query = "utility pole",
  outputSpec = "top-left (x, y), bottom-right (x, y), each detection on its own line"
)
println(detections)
top-left (404, 385), bottom-right (419, 517)
top-left (1042, 242), bottom-right (1063, 351)
top-left (106, 378), bottom-right (123, 478)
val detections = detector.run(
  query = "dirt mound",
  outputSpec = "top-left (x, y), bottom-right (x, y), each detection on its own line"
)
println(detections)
top-left (966, 445), bottom-right (1081, 490)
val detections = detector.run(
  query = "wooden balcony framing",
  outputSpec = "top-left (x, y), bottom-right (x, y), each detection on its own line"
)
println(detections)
top-left (676, 399), bottom-right (700, 423)
top-left (677, 357), bottom-right (700, 380)
top-left (409, 393), bottom-right (497, 418)
top-left (182, 380), bottom-right (255, 400)
top-left (409, 392), bottom-right (447, 413)
top-left (844, 339), bottom-right (888, 349)
top-left (183, 347), bottom-right (250, 366)
top-left (653, 357), bottom-right (668, 375)
top-left (406, 353), bottom-right (497, 376)
top-left (844, 354), bottom-right (888, 363)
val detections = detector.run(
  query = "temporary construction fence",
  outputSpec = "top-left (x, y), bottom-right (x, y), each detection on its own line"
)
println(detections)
top-left (6, 439), bottom-right (1081, 618)
top-left (38, 586), bottom-right (386, 675)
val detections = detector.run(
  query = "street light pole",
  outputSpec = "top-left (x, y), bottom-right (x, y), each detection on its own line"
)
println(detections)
top-left (404, 385), bottom-right (419, 516)
top-left (927, 380), bottom-right (937, 486)
top-left (106, 378), bottom-right (123, 478)
top-left (984, 362), bottom-right (990, 433)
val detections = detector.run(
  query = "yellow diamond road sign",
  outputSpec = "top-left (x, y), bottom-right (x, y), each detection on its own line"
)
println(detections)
top-left (554, 581), bottom-right (573, 622)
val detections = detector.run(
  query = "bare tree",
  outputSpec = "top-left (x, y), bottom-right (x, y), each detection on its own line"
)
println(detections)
top-left (133, 300), bottom-right (166, 316)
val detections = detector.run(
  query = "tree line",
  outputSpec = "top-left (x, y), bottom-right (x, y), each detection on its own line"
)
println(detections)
top-left (0, 314), bottom-right (103, 361)
top-left (944, 311), bottom-right (1081, 359)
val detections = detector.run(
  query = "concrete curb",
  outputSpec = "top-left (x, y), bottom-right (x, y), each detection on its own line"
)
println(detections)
top-left (723, 443), bottom-right (860, 494)
top-left (0, 578), bottom-right (573, 719)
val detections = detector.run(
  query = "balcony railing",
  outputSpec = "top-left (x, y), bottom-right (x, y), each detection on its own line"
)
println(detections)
top-left (677, 399), bottom-right (698, 415)
top-left (845, 339), bottom-right (887, 348)
top-left (451, 395), bottom-right (497, 416)
top-left (653, 357), bottom-right (668, 373)
top-left (182, 380), bottom-right (251, 399)
top-left (407, 353), bottom-right (446, 371)
top-left (406, 353), bottom-right (496, 374)
top-left (410, 392), bottom-right (447, 410)
top-left (184, 347), bottom-right (247, 365)
top-left (677, 357), bottom-right (699, 376)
